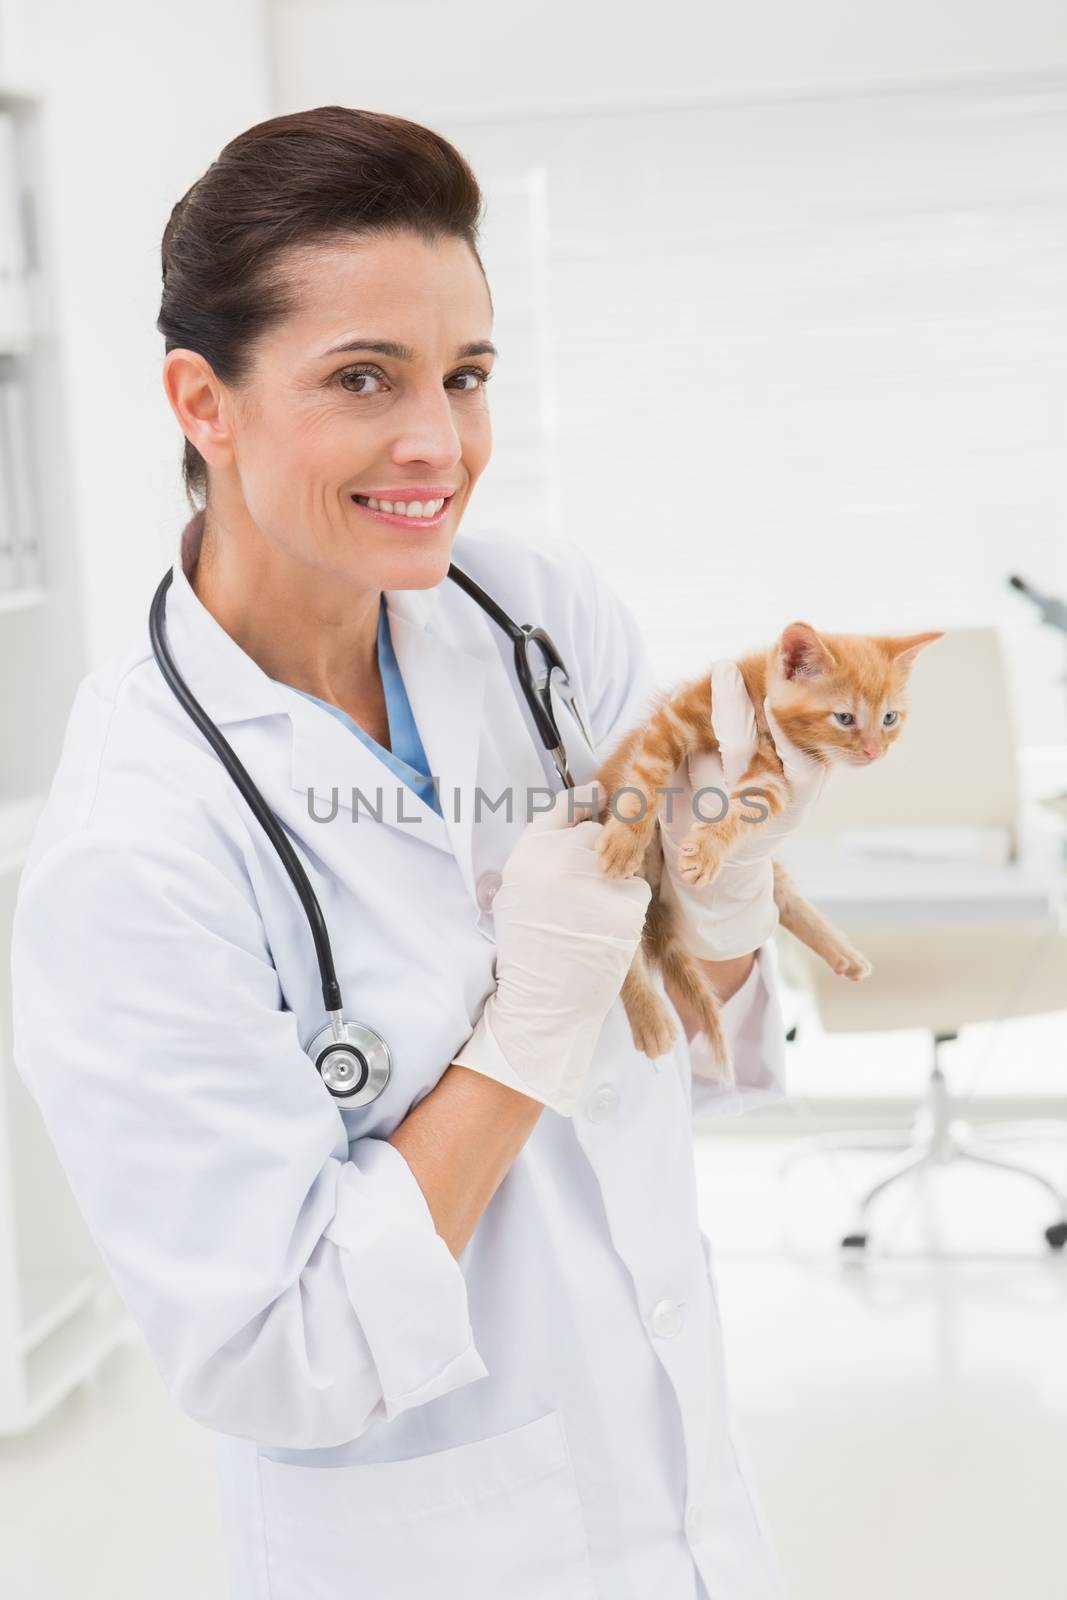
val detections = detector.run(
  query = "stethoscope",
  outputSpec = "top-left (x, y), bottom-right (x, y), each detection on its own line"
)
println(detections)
top-left (148, 560), bottom-right (596, 1106)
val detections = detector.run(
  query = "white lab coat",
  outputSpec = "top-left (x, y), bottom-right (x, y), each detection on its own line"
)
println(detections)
top-left (11, 510), bottom-right (791, 1600)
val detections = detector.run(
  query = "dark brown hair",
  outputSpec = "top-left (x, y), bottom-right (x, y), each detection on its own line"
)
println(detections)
top-left (157, 105), bottom-right (488, 510)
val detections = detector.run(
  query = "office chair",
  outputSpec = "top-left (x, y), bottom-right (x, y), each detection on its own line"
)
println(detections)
top-left (773, 627), bottom-right (1067, 1253)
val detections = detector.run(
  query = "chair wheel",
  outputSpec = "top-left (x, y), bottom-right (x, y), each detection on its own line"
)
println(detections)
top-left (1045, 1222), bottom-right (1067, 1251)
top-left (841, 1232), bottom-right (867, 1251)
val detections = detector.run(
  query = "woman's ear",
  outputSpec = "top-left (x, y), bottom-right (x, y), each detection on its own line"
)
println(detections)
top-left (163, 348), bottom-right (235, 470)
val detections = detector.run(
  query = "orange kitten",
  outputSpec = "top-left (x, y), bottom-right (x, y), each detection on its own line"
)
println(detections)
top-left (589, 621), bottom-right (943, 1081)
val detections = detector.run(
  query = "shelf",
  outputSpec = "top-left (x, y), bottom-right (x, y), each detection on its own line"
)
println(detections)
top-left (0, 583), bottom-right (45, 614)
top-left (0, 329), bottom-right (32, 355)
top-left (0, 68), bottom-right (113, 1441)
top-left (0, 80), bottom-right (42, 106)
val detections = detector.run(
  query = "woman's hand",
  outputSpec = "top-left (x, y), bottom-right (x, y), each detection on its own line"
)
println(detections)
top-left (451, 784), bottom-right (651, 1117)
top-left (656, 659), bottom-right (828, 961)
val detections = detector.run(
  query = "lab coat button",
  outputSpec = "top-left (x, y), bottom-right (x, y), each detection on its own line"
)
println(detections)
top-left (686, 1501), bottom-right (710, 1543)
top-left (585, 1084), bottom-right (619, 1122)
top-left (649, 1298), bottom-right (686, 1338)
top-left (475, 870), bottom-right (503, 911)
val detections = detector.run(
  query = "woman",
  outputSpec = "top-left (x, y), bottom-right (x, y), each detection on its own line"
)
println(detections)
top-left (11, 107), bottom-right (823, 1599)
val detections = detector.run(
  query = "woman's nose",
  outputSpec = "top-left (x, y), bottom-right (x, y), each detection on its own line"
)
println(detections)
top-left (391, 386), bottom-right (465, 464)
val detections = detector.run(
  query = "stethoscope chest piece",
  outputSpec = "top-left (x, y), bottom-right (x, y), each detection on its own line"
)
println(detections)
top-left (307, 1019), bottom-right (392, 1105)
top-left (151, 557), bottom-right (593, 1112)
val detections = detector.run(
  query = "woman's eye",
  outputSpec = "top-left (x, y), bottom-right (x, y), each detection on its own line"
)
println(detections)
top-left (337, 365), bottom-right (387, 395)
top-left (883, 710), bottom-right (899, 727)
top-left (448, 366), bottom-right (494, 392)
top-left (336, 364), bottom-right (493, 395)
top-left (833, 712), bottom-right (855, 727)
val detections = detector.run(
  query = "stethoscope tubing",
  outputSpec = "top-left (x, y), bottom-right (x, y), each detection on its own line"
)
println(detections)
top-left (149, 568), bottom-right (344, 1014)
top-left (148, 558), bottom-right (589, 1057)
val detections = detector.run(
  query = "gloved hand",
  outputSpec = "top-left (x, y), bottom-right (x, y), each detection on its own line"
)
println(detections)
top-left (657, 659), bottom-right (829, 960)
top-left (451, 783), bottom-right (652, 1117)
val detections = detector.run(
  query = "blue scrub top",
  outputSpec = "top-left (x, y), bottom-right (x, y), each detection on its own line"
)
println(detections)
top-left (277, 596), bottom-right (442, 817)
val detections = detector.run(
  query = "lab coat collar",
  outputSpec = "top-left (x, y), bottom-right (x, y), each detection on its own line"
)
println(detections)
top-left (164, 510), bottom-right (486, 897)
top-left (165, 509), bottom-right (292, 726)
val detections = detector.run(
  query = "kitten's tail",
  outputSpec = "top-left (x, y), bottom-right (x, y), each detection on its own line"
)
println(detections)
top-left (646, 890), bottom-right (735, 1085)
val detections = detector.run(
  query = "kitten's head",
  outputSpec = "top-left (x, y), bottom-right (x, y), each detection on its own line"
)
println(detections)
top-left (765, 621), bottom-right (944, 768)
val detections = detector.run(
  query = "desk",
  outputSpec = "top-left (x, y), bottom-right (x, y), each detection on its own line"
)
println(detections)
top-left (775, 835), bottom-right (1064, 928)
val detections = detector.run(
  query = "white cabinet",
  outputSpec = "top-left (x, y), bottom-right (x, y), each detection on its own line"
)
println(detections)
top-left (0, 79), bottom-right (135, 1436)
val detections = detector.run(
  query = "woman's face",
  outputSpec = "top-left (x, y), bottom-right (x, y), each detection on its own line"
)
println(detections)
top-left (172, 229), bottom-right (495, 595)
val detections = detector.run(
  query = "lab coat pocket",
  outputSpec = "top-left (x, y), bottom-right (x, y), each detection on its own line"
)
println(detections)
top-left (256, 1409), bottom-right (599, 1600)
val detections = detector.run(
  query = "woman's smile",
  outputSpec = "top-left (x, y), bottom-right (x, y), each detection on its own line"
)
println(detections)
top-left (350, 485), bottom-right (457, 529)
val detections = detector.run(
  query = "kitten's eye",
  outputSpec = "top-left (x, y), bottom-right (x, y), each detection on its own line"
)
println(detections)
top-left (883, 710), bottom-right (899, 727)
top-left (832, 712), bottom-right (855, 727)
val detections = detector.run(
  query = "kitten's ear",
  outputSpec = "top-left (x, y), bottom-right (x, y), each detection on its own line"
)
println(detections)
top-left (881, 630), bottom-right (945, 676)
top-left (779, 621), bottom-right (837, 681)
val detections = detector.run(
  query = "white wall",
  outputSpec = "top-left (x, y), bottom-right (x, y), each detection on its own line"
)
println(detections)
top-left (270, 0), bottom-right (1067, 119)
top-left (431, 83), bottom-right (1067, 751)
top-left (12, 0), bottom-right (272, 666)
top-left (13, 0), bottom-right (1067, 703)
top-left (265, 0), bottom-right (1067, 751)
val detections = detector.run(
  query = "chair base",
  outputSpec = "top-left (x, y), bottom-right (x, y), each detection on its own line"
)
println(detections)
top-left (778, 1034), bottom-right (1067, 1253)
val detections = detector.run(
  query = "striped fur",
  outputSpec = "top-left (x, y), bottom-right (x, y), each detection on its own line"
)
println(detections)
top-left (589, 621), bottom-right (943, 1082)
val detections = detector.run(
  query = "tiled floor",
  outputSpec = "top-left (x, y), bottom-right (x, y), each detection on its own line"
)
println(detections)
top-left (697, 1128), bottom-right (1067, 1600)
top-left (2, 1125), bottom-right (1065, 1599)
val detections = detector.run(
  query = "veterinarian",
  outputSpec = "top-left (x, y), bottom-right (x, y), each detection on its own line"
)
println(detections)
top-left (10, 107), bottom-right (825, 1600)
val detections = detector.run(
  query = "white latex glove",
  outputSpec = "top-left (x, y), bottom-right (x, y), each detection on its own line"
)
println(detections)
top-left (451, 783), bottom-right (652, 1117)
top-left (657, 659), bottom-right (829, 960)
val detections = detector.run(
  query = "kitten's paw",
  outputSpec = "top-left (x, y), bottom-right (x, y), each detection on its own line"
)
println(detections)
top-left (677, 826), bottom-right (728, 888)
top-left (597, 817), bottom-right (649, 879)
top-left (832, 948), bottom-right (872, 981)
top-left (629, 998), bottom-right (678, 1059)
